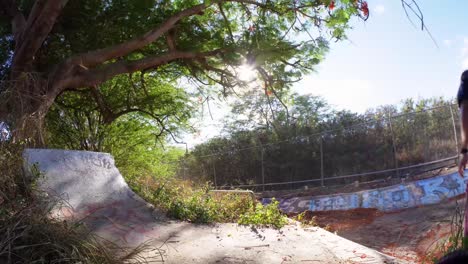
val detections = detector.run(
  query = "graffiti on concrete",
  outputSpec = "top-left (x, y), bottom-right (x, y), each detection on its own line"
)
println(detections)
top-left (264, 172), bottom-right (467, 213)
top-left (309, 194), bottom-right (360, 211)
top-left (62, 152), bottom-right (113, 170)
top-left (262, 197), bottom-right (310, 213)
top-left (362, 186), bottom-right (412, 211)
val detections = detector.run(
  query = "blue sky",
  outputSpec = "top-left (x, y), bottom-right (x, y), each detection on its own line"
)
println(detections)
top-left (185, 0), bottom-right (467, 146)
top-left (295, 0), bottom-right (467, 113)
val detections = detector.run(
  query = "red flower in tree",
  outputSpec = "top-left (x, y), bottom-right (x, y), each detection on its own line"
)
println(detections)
top-left (329, 1), bottom-right (335, 11)
top-left (360, 1), bottom-right (369, 17)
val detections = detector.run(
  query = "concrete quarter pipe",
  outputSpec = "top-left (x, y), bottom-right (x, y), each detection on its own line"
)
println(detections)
top-left (24, 149), bottom-right (402, 263)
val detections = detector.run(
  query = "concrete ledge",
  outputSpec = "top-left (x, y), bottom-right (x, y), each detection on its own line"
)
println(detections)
top-left (263, 171), bottom-right (468, 213)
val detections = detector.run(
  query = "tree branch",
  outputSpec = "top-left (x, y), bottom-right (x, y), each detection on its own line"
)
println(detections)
top-left (89, 86), bottom-right (114, 124)
top-left (218, 3), bottom-right (235, 43)
top-left (257, 66), bottom-right (290, 125)
top-left (12, 0), bottom-right (68, 73)
top-left (68, 49), bottom-right (225, 89)
top-left (21, 0), bottom-right (48, 43)
top-left (66, 0), bottom-right (266, 68)
top-left (0, 0), bottom-right (26, 42)
top-left (69, 3), bottom-right (210, 68)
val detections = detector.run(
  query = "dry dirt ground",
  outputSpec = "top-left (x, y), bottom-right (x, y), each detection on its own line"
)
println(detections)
top-left (294, 196), bottom-right (466, 264)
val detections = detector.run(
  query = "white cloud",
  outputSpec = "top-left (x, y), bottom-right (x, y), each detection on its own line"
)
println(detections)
top-left (462, 58), bottom-right (468, 70)
top-left (443, 39), bottom-right (452, 47)
top-left (294, 78), bottom-right (374, 113)
top-left (462, 37), bottom-right (468, 56)
top-left (461, 37), bottom-right (468, 69)
top-left (374, 5), bottom-right (385, 15)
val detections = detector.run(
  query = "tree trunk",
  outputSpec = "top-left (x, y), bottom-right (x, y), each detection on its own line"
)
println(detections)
top-left (1, 75), bottom-right (53, 147)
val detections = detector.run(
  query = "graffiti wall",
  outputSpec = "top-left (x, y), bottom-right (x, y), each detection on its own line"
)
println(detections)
top-left (263, 172), bottom-right (467, 213)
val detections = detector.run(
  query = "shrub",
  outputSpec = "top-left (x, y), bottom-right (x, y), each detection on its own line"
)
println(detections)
top-left (237, 199), bottom-right (288, 229)
top-left (425, 201), bottom-right (467, 263)
top-left (0, 143), bottom-right (148, 263)
top-left (0, 206), bottom-right (150, 264)
top-left (293, 211), bottom-right (319, 227)
top-left (131, 176), bottom-right (287, 228)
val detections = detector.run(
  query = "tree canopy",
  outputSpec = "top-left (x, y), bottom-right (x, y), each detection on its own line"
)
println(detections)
top-left (0, 0), bottom-right (370, 144)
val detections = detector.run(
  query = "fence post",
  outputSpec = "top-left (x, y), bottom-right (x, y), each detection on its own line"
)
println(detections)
top-left (387, 112), bottom-right (399, 177)
top-left (181, 159), bottom-right (186, 180)
top-left (320, 135), bottom-right (325, 187)
top-left (212, 158), bottom-right (217, 188)
top-left (261, 146), bottom-right (265, 192)
top-left (200, 162), bottom-right (205, 181)
top-left (449, 104), bottom-right (460, 164)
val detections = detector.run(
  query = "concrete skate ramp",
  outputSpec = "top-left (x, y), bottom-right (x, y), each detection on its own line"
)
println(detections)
top-left (263, 171), bottom-right (468, 214)
top-left (24, 149), bottom-right (402, 263)
top-left (23, 148), bottom-right (161, 245)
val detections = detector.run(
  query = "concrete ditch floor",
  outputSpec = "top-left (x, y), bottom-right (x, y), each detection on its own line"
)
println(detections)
top-left (71, 185), bottom-right (403, 264)
top-left (76, 198), bottom-right (403, 263)
top-left (91, 218), bottom-right (403, 264)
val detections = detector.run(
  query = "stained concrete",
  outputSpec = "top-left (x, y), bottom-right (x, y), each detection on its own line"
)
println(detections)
top-left (24, 149), bottom-right (403, 263)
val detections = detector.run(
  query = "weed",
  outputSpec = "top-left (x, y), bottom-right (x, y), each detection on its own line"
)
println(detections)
top-left (294, 212), bottom-right (319, 227)
top-left (131, 176), bottom-right (287, 228)
top-left (0, 143), bottom-right (149, 263)
top-left (424, 200), bottom-right (467, 263)
top-left (237, 199), bottom-right (288, 229)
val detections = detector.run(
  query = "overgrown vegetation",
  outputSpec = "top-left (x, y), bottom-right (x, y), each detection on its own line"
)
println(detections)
top-left (46, 74), bottom-right (191, 180)
top-left (290, 211), bottom-right (334, 232)
top-left (237, 199), bottom-right (287, 229)
top-left (0, 144), bottom-right (148, 264)
top-left (184, 97), bottom-right (459, 189)
top-left (424, 201), bottom-right (467, 263)
top-left (293, 211), bottom-right (319, 227)
top-left (131, 176), bottom-right (287, 228)
top-left (0, 0), bottom-right (366, 144)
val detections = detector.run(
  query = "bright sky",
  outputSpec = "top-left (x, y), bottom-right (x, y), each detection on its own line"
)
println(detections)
top-left (184, 0), bottom-right (468, 147)
top-left (297, 0), bottom-right (467, 113)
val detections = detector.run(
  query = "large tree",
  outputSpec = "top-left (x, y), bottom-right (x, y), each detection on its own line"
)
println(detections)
top-left (0, 0), bottom-right (371, 145)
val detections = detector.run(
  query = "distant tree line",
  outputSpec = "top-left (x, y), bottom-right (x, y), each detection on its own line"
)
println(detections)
top-left (182, 92), bottom-right (459, 189)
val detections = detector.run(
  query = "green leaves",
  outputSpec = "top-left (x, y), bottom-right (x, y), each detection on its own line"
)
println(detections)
top-left (1, 0), bottom-right (366, 184)
top-left (46, 71), bottom-right (192, 180)
top-left (238, 199), bottom-right (287, 229)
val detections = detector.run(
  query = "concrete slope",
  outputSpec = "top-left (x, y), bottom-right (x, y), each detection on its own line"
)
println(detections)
top-left (24, 149), bottom-right (402, 264)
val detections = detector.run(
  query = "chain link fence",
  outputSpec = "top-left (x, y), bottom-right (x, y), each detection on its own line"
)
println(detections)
top-left (178, 103), bottom-right (461, 192)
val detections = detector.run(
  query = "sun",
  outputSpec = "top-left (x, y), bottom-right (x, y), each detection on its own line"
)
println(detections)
top-left (236, 64), bottom-right (257, 82)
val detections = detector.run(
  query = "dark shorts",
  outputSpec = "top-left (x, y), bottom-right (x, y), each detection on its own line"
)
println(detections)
top-left (458, 81), bottom-right (468, 107)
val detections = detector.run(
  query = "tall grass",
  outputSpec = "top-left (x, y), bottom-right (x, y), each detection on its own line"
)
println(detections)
top-left (130, 176), bottom-right (288, 228)
top-left (424, 200), bottom-right (467, 263)
top-left (0, 143), bottom-right (149, 263)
